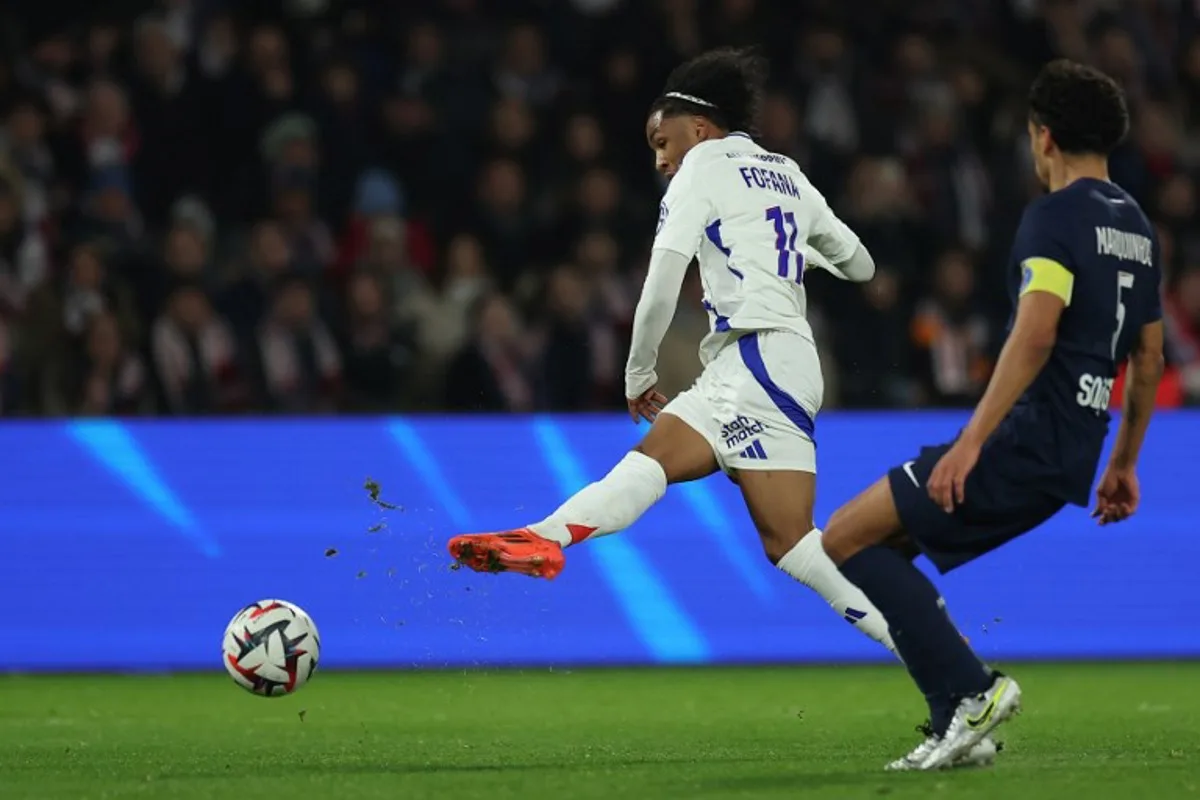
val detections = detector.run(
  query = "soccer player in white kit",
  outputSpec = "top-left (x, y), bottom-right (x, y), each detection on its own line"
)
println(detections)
top-left (450, 46), bottom-right (894, 644)
top-left (449, 51), bottom-right (991, 765)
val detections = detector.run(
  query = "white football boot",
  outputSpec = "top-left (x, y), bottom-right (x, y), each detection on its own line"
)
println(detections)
top-left (919, 674), bottom-right (1022, 770)
top-left (885, 721), bottom-right (1000, 771)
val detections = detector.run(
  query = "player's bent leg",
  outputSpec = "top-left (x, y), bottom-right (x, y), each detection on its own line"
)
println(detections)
top-left (736, 469), bottom-right (895, 653)
top-left (448, 410), bottom-right (718, 579)
top-left (825, 474), bottom-right (1003, 767)
top-left (735, 468), bottom-right (815, 563)
top-left (822, 476), bottom-right (904, 566)
top-left (634, 411), bottom-right (721, 484)
top-left (822, 471), bottom-right (997, 768)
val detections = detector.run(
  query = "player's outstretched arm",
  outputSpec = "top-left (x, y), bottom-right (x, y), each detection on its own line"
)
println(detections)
top-left (625, 248), bottom-right (690, 420)
top-left (1110, 320), bottom-right (1164, 471)
top-left (928, 290), bottom-right (1064, 511)
top-left (1093, 320), bottom-right (1164, 525)
top-left (962, 291), bottom-right (1064, 446)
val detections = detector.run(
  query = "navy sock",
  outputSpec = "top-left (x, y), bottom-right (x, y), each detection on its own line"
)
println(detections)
top-left (930, 697), bottom-right (955, 737)
top-left (839, 546), bottom-right (992, 735)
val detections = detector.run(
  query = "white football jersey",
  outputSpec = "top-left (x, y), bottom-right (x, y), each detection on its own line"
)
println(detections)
top-left (653, 133), bottom-right (860, 364)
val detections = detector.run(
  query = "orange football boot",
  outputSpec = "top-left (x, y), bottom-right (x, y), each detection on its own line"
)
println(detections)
top-left (447, 528), bottom-right (565, 579)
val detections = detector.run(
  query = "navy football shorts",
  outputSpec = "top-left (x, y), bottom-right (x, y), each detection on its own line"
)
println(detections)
top-left (888, 439), bottom-right (1067, 573)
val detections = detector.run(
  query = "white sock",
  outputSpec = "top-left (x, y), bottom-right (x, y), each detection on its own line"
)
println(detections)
top-left (529, 451), bottom-right (667, 547)
top-left (776, 529), bottom-right (897, 655)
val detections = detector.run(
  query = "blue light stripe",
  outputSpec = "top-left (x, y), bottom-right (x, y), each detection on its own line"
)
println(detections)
top-left (533, 417), bottom-right (709, 663)
top-left (68, 420), bottom-right (219, 557)
top-left (387, 420), bottom-right (472, 530)
top-left (676, 482), bottom-right (773, 602)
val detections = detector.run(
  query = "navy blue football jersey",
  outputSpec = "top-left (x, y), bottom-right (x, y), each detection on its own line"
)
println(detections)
top-left (1003, 178), bottom-right (1162, 504)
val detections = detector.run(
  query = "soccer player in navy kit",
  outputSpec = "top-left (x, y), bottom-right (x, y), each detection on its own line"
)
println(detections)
top-left (820, 60), bottom-right (1165, 771)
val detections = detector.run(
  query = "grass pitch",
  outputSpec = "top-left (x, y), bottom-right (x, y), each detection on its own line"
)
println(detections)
top-left (2, 663), bottom-right (1198, 799)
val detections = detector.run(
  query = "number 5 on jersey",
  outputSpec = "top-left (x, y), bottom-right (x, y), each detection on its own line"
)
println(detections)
top-left (766, 205), bottom-right (805, 283)
top-left (1111, 270), bottom-right (1134, 359)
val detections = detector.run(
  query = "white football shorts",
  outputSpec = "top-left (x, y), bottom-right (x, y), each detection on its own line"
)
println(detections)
top-left (661, 329), bottom-right (822, 473)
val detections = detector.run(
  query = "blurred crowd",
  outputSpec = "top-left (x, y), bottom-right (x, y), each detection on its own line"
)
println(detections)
top-left (1, 0), bottom-right (1199, 416)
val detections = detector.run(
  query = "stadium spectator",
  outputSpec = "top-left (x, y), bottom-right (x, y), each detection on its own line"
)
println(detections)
top-left (471, 158), bottom-right (535, 290)
top-left (44, 310), bottom-right (149, 416)
top-left (255, 274), bottom-right (343, 413)
top-left (444, 291), bottom-right (535, 412)
top-left (0, 167), bottom-right (47, 315)
top-left (23, 242), bottom-right (138, 380)
top-left (357, 215), bottom-right (437, 358)
top-left (270, 165), bottom-right (335, 275)
top-left (1165, 267), bottom-right (1200, 405)
top-left (75, 165), bottom-right (142, 263)
top-left (151, 281), bottom-right (244, 414)
top-left (2, 96), bottom-right (54, 229)
top-left (77, 79), bottom-right (136, 179)
top-left (538, 264), bottom-right (620, 410)
top-left (220, 220), bottom-right (294, 336)
top-left (493, 23), bottom-right (562, 109)
top-left (340, 269), bottom-right (417, 411)
top-left (146, 219), bottom-right (214, 320)
top-left (833, 267), bottom-right (916, 409)
top-left (128, 14), bottom-right (213, 230)
top-left (418, 231), bottom-right (492, 387)
top-left (335, 168), bottom-right (436, 280)
top-left (909, 249), bottom-right (992, 407)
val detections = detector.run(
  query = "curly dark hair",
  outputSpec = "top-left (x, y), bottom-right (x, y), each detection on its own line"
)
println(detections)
top-left (648, 47), bottom-right (768, 136)
top-left (1028, 59), bottom-right (1129, 156)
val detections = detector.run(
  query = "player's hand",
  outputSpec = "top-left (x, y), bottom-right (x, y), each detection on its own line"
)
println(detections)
top-left (1092, 464), bottom-right (1139, 525)
top-left (927, 438), bottom-right (982, 514)
top-left (627, 387), bottom-right (667, 424)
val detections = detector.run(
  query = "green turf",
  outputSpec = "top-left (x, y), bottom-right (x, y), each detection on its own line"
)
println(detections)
top-left (2, 663), bottom-right (1198, 799)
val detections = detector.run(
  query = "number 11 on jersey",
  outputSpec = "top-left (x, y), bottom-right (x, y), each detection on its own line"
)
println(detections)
top-left (766, 205), bottom-right (805, 283)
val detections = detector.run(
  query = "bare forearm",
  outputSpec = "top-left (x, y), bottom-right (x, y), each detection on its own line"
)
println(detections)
top-left (1110, 352), bottom-right (1164, 469)
top-left (961, 332), bottom-right (1053, 446)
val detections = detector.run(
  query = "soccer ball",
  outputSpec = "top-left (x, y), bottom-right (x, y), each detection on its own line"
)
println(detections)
top-left (222, 599), bottom-right (320, 697)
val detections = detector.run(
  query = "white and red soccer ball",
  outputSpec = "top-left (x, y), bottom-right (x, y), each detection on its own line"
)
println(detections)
top-left (222, 599), bottom-right (320, 696)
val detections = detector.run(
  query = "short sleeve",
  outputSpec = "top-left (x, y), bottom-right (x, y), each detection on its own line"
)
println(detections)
top-left (1014, 205), bottom-right (1076, 306)
top-left (652, 163), bottom-right (710, 259)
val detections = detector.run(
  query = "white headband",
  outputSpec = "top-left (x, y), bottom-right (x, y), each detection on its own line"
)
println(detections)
top-left (664, 91), bottom-right (716, 109)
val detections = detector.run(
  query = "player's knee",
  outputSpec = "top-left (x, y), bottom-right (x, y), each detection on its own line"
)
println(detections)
top-left (757, 523), bottom-right (809, 565)
top-left (822, 508), bottom-right (856, 565)
top-left (631, 443), bottom-right (665, 468)
top-left (825, 503), bottom-right (849, 539)
top-left (821, 531), bottom-right (854, 565)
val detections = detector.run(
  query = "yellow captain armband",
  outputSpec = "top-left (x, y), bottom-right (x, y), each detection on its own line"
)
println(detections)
top-left (1019, 257), bottom-right (1074, 305)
